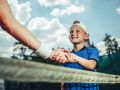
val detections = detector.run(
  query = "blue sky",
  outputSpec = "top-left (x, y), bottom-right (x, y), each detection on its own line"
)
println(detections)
top-left (0, 0), bottom-right (120, 56)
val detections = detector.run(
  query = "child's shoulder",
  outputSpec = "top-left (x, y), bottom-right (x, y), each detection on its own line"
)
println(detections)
top-left (86, 47), bottom-right (99, 52)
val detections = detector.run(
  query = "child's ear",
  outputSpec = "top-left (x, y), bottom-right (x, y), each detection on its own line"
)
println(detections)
top-left (85, 34), bottom-right (89, 40)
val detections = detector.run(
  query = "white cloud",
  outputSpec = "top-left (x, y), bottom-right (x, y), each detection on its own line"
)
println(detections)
top-left (96, 41), bottom-right (107, 56)
top-left (8, 0), bottom-right (32, 24)
top-left (50, 5), bottom-right (85, 17)
top-left (64, 5), bottom-right (85, 15)
top-left (28, 17), bottom-right (49, 31)
top-left (50, 8), bottom-right (61, 17)
top-left (39, 30), bottom-right (71, 49)
top-left (38, 0), bottom-right (70, 7)
top-left (116, 7), bottom-right (120, 15)
top-left (27, 17), bottom-right (71, 49)
top-left (28, 17), bottom-right (64, 31)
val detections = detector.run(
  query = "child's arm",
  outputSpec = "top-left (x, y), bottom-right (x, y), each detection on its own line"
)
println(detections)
top-left (53, 52), bottom-right (97, 70)
top-left (70, 53), bottom-right (97, 70)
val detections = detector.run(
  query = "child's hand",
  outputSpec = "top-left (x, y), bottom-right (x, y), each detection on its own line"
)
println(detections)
top-left (53, 53), bottom-right (71, 64)
top-left (54, 53), bottom-right (78, 64)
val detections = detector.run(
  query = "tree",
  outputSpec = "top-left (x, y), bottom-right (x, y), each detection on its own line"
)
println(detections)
top-left (103, 34), bottom-right (113, 55)
top-left (11, 42), bottom-right (31, 60)
top-left (112, 38), bottom-right (118, 53)
top-left (103, 34), bottom-right (119, 55)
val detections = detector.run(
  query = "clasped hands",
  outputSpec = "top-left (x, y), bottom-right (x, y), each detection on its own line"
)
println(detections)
top-left (49, 49), bottom-right (76, 64)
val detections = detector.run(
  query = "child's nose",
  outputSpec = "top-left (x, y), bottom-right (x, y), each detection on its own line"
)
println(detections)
top-left (72, 31), bottom-right (77, 36)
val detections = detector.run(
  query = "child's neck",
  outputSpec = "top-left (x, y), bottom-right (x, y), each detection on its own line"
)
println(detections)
top-left (73, 42), bottom-right (85, 51)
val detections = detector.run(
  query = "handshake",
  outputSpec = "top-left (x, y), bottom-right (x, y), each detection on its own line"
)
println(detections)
top-left (49, 49), bottom-right (77, 64)
top-left (36, 45), bottom-right (79, 64)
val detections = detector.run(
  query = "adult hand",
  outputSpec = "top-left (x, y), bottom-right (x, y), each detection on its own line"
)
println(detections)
top-left (54, 52), bottom-right (78, 64)
top-left (48, 49), bottom-right (71, 64)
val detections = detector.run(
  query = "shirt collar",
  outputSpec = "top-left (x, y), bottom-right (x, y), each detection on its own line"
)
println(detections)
top-left (72, 46), bottom-right (86, 52)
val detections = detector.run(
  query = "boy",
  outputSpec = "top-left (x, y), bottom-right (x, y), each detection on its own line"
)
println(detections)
top-left (52, 21), bottom-right (99, 90)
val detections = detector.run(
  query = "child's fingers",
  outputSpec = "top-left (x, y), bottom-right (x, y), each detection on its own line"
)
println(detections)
top-left (59, 56), bottom-right (67, 64)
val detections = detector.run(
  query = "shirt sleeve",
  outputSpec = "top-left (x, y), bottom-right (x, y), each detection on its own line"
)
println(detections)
top-left (88, 48), bottom-right (99, 68)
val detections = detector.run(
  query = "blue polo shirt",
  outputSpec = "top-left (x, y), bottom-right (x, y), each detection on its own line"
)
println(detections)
top-left (64, 47), bottom-right (99, 90)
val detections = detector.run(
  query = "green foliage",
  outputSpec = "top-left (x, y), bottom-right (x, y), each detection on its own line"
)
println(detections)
top-left (98, 55), bottom-right (110, 67)
top-left (97, 53), bottom-right (120, 75)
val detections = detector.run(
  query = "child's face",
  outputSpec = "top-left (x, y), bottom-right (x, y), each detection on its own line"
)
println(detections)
top-left (69, 25), bottom-right (89, 44)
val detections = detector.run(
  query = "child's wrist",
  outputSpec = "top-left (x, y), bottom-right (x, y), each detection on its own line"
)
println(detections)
top-left (70, 53), bottom-right (79, 63)
top-left (74, 58), bottom-right (79, 63)
top-left (73, 55), bottom-right (79, 63)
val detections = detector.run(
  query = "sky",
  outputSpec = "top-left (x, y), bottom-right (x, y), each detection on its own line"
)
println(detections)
top-left (0, 0), bottom-right (120, 57)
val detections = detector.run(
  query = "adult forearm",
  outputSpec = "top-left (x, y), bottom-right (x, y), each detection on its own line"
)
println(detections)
top-left (5, 18), bottom-right (40, 50)
top-left (0, 0), bottom-right (53, 59)
top-left (0, 0), bottom-right (40, 50)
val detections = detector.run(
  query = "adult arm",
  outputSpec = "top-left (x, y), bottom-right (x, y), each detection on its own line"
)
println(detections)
top-left (0, 0), bottom-right (70, 60)
top-left (0, 0), bottom-right (40, 50)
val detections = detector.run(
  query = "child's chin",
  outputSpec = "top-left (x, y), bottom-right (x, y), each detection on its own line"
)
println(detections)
top-left (71, 41), bottom-right (80, 44)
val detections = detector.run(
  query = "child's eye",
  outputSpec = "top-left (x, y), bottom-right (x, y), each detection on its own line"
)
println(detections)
top-left (76, 30), bottom-right (81, 33)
